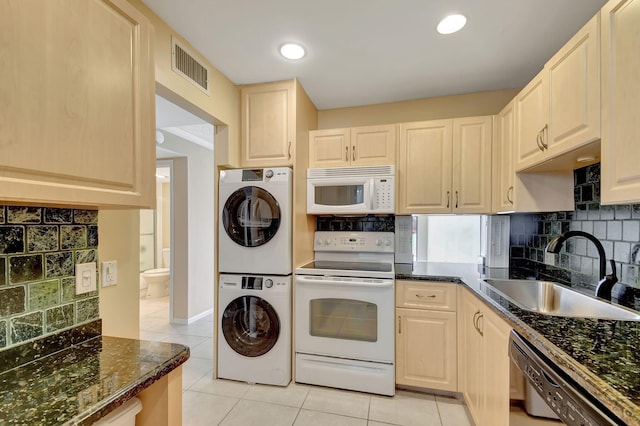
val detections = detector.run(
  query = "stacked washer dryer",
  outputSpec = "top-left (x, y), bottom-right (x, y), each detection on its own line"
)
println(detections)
top-left (217, 168), bottom-right (292, 386)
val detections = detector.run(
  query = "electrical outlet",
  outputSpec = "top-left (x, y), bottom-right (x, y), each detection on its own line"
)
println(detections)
top-left (75, 262), bottom-right (97, 295)
top-left (77, 384), bottom-right (99, 410)
top-left (101, 261), bottom-right (118, 287)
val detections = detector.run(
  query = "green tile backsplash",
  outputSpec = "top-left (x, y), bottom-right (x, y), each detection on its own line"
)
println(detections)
top-left (0, 205), bottom-right (99, 350)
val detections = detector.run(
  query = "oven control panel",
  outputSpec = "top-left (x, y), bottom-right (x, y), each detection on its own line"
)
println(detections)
top-left (314, 231), bottom-right (394, 252)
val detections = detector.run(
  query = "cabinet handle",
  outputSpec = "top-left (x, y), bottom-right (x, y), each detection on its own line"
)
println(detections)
top-left (416, 293), bottom-right (436, 298)
top-left (352, 145), bottom-right (356, 161)
top-left (446, 191), bottom-right (450, 208)
top-left (472, 311), bottom-right (479, 330)
top-left (288, 141), bottom-right (292, 159)
top-left (476, 313), bottom-right (484, 336)
top-left (540, 124), bottom-right (548, 149)
top-left (507, 186), bottom-right (514, 204)
top-left (536, 130), bottom-right (544, 152)
top-left (345, 146), bottom-right (349, 162)
top-left (398, 316), bottom-right (402, 334)
top-left (455, 191), bottom-right (459, 209)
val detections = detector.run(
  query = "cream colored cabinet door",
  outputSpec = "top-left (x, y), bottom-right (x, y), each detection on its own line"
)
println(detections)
top-left (546, 13), bottom-right (600, 158)
top-left (241, 81), bottom-right (294, 167)
top-left (0, 0), bottom-right (155, 208)
top-left (515, 70), bottom-right (548, 171)
top-left (493, 102), bottom-right (515, 212)
top-left (350, 124), bottom-right (396, 166)
top-left (601, 0), bottom-right (640, 204)
top-left (481, 310), bottom-right (511, 426)
top-left (452, 116), bottom-right (493, 214)
top-left (398, 120), bottom-right (453, 214)
top-left (396, 308), bottom-right (457, 391)
top-left (309, 124), bottom-right (396, 168)
top-left (459, 290), bottom-right (484, 426)
top-left (308, 128), bottom-right (350, 168)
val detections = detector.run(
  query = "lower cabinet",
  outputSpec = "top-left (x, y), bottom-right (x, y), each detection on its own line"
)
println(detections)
top-left (395, 281), bottom-right (457, 391)
top-left (459, 287), bottom-right (512, 426)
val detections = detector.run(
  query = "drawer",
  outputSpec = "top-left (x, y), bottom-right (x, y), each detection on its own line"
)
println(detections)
top-left (396, 280), bottom-right (457, 311)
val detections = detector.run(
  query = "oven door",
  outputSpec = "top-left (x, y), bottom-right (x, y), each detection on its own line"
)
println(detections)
top-left (294, 274), bottom-right (394, 363)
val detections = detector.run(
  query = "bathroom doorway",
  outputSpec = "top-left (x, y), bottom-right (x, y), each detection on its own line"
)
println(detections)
top-left (139, 165), bottom-right (172, 325)
top-left (139, 92), bottom-right (215, 332)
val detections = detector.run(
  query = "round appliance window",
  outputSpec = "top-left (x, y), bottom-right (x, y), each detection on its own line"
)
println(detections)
top-left (222, 186), bottom-right (281, 247)
top-left (221, 295), bottom-right (280, 357)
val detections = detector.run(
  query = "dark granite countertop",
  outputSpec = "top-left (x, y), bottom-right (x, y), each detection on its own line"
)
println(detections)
top-left (0, 323), bottom-right (189, 425)
top-left (396, 261), bottom-right (640, 426)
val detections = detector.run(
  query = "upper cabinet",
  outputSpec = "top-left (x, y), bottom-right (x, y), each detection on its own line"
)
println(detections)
top-left (398, 116), bottom-right (492, 214)
top-left (600, 0), bottom-right (640, 204)
top-left (493, 102), bottom-right (515, 212)
top-left (493, 100), bottom-right (574, 213)
top-left (241, 81), bottom-right (295, 167)
top-left (515, 13), bottom-right (601, 173)
top-left (308, 124), bottom-right (396, 168)
top-left (0, 0), bottom-right (156, 208)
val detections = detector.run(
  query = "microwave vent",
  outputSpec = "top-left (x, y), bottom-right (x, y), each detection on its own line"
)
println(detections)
top-left (171, 37), bottom-right (210, 95)
top-left (307, 165), bottom-right (395, 178)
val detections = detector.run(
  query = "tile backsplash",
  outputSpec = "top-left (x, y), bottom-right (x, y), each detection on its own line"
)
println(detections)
top-left (509, 163), bottom-right (640, 305)
top-left (0, 205), bottom-right (99, 350)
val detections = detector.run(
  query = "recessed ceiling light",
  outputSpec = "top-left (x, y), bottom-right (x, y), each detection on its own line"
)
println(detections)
top-left (280, 43), bottom-right (306, 60)
top-left (437, 14), bottom-right (467, 35)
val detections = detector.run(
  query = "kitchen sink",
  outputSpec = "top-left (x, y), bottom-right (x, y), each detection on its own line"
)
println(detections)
top-left (482, 279), bottom-right (640, 321)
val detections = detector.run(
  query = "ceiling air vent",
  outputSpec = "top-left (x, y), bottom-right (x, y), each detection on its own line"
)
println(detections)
top-left (171, 36), bottom-right (210, 95)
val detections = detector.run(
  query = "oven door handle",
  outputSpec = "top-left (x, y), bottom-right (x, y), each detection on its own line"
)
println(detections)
top-left (296, 275), bottom-right (394, 288)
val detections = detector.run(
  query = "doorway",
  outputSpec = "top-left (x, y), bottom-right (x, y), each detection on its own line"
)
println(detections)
top-left (139, 93), bottom-right (215, 328)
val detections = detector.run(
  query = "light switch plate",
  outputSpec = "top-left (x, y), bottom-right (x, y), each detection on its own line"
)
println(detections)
top-left (101, 261), bottom-right (118, 287)
top-left (76, 262), bottom-right (97, 295)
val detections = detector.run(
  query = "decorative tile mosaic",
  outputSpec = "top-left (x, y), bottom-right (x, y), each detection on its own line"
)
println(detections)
top-left (316, 215), bottom-right (395, 232)
top-left (510, 163), bottom-right (640, 305)
top-left (0, 205), bottom-right (99, 350)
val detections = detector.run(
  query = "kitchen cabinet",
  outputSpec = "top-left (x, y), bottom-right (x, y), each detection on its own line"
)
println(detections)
top-left (0, 0), bottom-right (155, 208)
top-left (241, 81), bottom-right (295, 167)
top-left (395, 281), bottom-right (457, 391)
top-left (398, 116), bottom-right (492, 214)
top-left (458, 287), bottom-right (512, 426)
top-left (600, 0), bottom-right (640, 204)
top-left (308, 124), bottom-right (396, 168)
top-left (493, 100), bottom-right (574, 213)
top-left (515, 13), bottom-right (600, 173)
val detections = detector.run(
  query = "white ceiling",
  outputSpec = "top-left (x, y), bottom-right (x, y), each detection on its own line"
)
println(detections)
top-left (155, 95), bottom-right (214, 151)
top-left (141, 0), bottom-right (607, 110)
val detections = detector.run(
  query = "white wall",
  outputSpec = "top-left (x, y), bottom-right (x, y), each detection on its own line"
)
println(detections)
top-left (158, 132), bottom-right (215, 322)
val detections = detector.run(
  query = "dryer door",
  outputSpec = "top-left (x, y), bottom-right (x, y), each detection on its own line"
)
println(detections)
top-left (222, 186), bottom-right (281, 247)
top-left (221, 295), bottom-right (281, 357)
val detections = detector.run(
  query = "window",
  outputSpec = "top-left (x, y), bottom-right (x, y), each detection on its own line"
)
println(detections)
top-left (412, 215), bottom-right (482, 263)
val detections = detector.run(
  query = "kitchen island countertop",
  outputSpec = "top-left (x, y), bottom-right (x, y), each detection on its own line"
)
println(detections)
top-left (0, 327), bottom-right (189, 425)
top-left (396, 261), bottom-right (640, 426)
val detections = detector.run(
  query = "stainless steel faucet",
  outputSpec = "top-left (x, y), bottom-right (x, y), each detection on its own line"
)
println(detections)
top-left (545, 231), bottom-right (618, 301)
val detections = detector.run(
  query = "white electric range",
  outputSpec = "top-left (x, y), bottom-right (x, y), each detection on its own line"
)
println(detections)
top-left (294, 231), bottom-right (395, 396)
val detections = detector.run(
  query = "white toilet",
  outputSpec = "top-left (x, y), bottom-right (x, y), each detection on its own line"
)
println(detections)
top-left (141, 248), bottom-right (170, 298)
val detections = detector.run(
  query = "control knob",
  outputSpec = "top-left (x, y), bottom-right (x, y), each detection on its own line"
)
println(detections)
top-left (265, 279), bottom-right (273, 288)
top-left (385, 239), bottom-right (392, 246)
top-left (375, 239), bottom-right (383, 246)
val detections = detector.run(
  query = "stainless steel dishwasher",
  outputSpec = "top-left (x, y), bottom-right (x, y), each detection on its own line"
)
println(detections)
top-left (509, 330), bottom-right (624, 426)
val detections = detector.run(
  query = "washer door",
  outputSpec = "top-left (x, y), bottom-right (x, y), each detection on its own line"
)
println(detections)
top-left (221, 295), bottom-right (280, 357)
top-left (222, 186), bottom-right (281, 247)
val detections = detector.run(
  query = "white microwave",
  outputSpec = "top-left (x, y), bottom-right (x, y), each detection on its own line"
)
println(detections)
top-left (307, 165), bottom-right (395, 214)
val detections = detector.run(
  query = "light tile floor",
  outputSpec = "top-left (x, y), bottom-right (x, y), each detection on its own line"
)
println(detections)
top-left (139, 294), bottom-right (479, 426)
